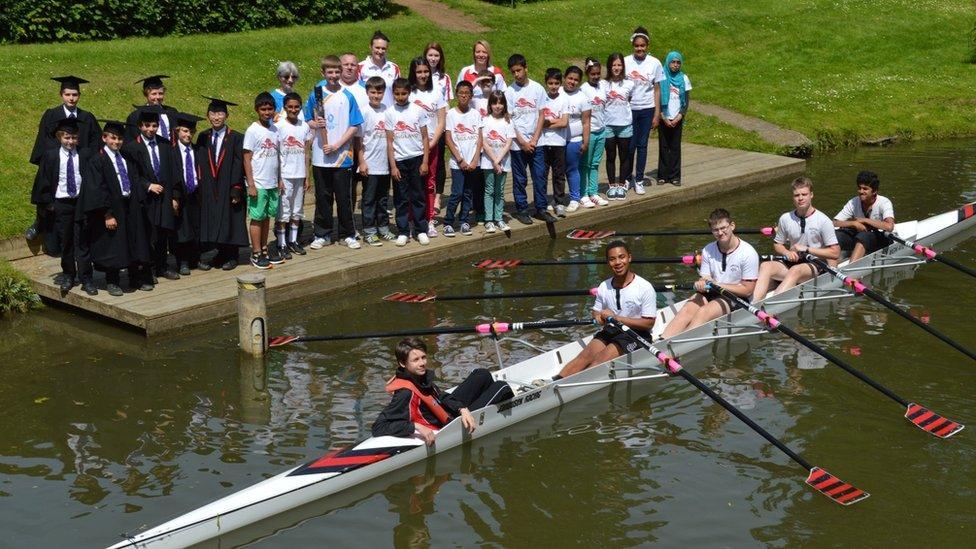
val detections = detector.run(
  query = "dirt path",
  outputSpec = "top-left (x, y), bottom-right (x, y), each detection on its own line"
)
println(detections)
top-left (692, 101), bottom-right (813, 155)
top-left (394, 0), bottom-right (489, 33)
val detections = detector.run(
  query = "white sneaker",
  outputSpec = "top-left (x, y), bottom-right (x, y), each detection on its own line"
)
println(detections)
top-left (395, 235), bottom-right (408, 247)
top-left (427, 225), bottom-right (438, 238)
top-left (634, 181), bottom-right (646, 195)
top-left (310, 237), bottom-right (328, 250)
top-left (566, 200), bottom-right (580, 213)
top-left (484, 222), bottom-right (496, 233)
top-left (546, 204), bottom-right (555, 214)
top-left (417, 232), bottom-right (430, 245)
top-left (497, 220), bottom-right (511, 232)
top-left (579, 196), bottom-right (595, 208)
top-left (344, 236), bottom-right (361, 249)
top-left (592, 194), bottom-right (609, 206)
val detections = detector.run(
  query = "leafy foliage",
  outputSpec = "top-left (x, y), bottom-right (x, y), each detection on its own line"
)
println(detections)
top-left (0, 0), bottom-right (391, 44)
top-left (0, 260), bottom-right (41, 315)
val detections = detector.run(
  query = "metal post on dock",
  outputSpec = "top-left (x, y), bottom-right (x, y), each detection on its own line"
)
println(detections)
top-left (237, 274), bottom-right (267, 356)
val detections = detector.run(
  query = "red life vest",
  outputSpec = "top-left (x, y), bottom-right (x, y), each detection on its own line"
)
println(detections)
top-left (385, 378), bottom-right (451, 429)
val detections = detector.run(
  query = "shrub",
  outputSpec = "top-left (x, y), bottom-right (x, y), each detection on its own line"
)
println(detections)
top-left (0, 260), bottom-right (41, 315)
top-left (0, 0), bottom-right (392, 44)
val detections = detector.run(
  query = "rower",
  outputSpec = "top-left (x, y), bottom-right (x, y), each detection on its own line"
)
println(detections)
top-left (371, 337), bottom-right (514, 445)
top-left (661, 208), bottom-right (759, 339)
top-left (833, 170), bottom-right (895, 262)
top-left (752, 177), bottom-right (840, 301)
top-left (550, 240), bottom-right (657, 381)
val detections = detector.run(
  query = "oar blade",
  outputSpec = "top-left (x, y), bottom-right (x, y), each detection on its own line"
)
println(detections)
top-left (383, 292), bottom-right (436, 303)
top-left (567, 229), bottom-right (617, 240)
top-left (805, 467), bottom-right (870, 506)
top-left (474, 259), bottom-right (523, 269)
top-left (268, 335), bottom-right (298, 348)
top-left (905, 403), bottom-right (965, 439)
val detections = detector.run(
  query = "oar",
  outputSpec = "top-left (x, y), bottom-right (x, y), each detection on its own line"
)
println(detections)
top-left (268, 318), bottom-right (596, 347)
top-left (707, 283), bottom-right (964, 439)
top-left (805, 255), bottom-right (976, 361)
top-left (567, 227), bottom-right (776, 240)
top-left (605, 318), bottom-right (869, 505)
top-left (885, 231), bottom-right (976, 279)
top-left (474, 255), bottom-right (702, 269)
top-left (383, 284), bottom-right (695, 303)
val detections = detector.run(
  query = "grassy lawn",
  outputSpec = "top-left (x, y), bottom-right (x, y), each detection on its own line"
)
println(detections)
top-left (1, 0), bottom-right (972, 237)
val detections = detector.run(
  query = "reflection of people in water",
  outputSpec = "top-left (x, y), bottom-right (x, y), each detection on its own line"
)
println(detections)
top-left (388, 470), bottom-right (452, 548)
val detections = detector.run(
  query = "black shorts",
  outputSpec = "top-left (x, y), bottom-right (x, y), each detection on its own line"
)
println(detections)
top-left (835, 228), bottom-right (891, 256)
top-left (778, 257), bottom-right (826, 275)
top-left (593, 324), bottom-right (651, 354)
top-left (702, 289), bottom-right (741, 313)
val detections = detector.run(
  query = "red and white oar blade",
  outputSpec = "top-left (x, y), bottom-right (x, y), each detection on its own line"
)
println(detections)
top-left (567, 229), bottom-right (617, 240)
top-left (474, 259), bottom-right (523, 269)
top-left (805, 467), bottom-right (869, 505)
top-left (905, 403), bottom-right (965, 439)
top-left (268, 335), bottom-right (298, 348)
top-left (382, 292), bottom-right (436, 303)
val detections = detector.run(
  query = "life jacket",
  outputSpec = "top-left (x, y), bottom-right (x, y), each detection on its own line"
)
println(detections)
top-left (385, 378), bottom-right (451, 429)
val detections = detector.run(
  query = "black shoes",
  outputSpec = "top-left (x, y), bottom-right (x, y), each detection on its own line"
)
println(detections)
top-left (220, 259), bottom-right (238, 271)
top-left (81, 281), bottom-right (98, 296)
top-left (250, 252), bottom-right (271, 270)
top-left (288, 241), bottom-right (306, 256)
top-left (197, 261), bottom-right (213, 271)
top-left (25, 222), bottom-right (38, 241)
top-left (514, 211), bottom-right (533, 225)
top-left (178, 263), bottom-right (191, 276)
top-left (158, 270), bottom-right (181, 281)
top-left (266, 246), bottom-right (285, 265)
top-left (533, 211), bottom-right (558, 224)
top-left (106, 284), bottom-right (124, 297)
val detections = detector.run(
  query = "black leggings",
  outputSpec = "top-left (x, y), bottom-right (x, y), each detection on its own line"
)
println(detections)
top-left (441, 368), bottom-right (514, 415)
top-left (604, 135), bottom-right (631, 184)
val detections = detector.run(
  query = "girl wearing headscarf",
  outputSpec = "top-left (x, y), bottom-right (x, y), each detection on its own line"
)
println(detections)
top-left (657, 51), bottom-right (691, 186)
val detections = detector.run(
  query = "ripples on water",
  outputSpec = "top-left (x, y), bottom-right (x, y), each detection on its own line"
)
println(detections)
top-left (1, 140), bottom-right (974, 546)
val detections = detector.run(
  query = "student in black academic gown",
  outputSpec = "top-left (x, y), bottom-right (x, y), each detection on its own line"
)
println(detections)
top-left (89, 120), bottom-right (154, 296)
top-left (196, 97), bottom-right (248, 270)
top-left (30, 118), bottom-right (97, 295)
top-left (27, 76), bottom-right (102, 245)
top-left (172, 112), bottom-right (206, 274)
top-left (125, 75), bottom-right (179, 143)
top-left (122, 106), bottom-right (182, 282)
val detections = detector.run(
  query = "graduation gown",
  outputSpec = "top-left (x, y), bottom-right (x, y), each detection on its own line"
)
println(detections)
top-left (125, 105), bottom-right (179, 143)
top-left (88, 148), bottom-right (152, 269)
top-left (174, 142), bottom-right (202, 244)
top-left (195, 127), bottom-right (248, 247)
top-left (30, 148), bottom-right (95, 261)
top-left (29, 107), bottom-right (101, 165)
top-left (122, 135), bottom-right (182, 231)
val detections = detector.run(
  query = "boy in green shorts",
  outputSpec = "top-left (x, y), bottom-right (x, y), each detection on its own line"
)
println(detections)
top-left (243, 92), bottom-right (282, 269)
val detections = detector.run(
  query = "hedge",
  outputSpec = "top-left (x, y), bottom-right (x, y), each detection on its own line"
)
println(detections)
top-left (0, 0), bottom-right (392, 44)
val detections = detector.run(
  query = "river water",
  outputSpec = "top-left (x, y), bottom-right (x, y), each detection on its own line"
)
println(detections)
top-left (2, 140), bottom-right (975, 547)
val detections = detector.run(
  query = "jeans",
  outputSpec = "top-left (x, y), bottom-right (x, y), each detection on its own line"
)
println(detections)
top-left (393, 155), bottom-right (428, 235)
top-left (564, 140), bottom-right (583, 202)
top-left (628, 107), bottom-right (655, 182)
top-left (580, 128), bottom-right (606, 196)
top-left (361, 173), bottom-right (392, 234)
top-left (445, 168), bottom-right (476, 225)
top-left (510, 147), bottom-right (547, 212)
top-left (483, 169), bottom-right (508, 223)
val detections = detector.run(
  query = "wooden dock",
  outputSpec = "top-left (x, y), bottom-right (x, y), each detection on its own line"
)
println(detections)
top-left (12, 143), bottom-right (804, 335)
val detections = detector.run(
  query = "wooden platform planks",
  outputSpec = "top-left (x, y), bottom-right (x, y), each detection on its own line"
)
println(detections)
top-left (13, 143), bottom-right (804, 335)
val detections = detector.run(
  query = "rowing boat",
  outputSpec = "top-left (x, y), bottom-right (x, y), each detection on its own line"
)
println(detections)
top-left (108, 202), bottom-right (976, 548)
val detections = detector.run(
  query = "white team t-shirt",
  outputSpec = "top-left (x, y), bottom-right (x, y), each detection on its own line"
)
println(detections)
top-left (357, 58), bottom-right (400, 107)
top-left (341, 81), bottom-right (369, 113)
top-left (604, 80), bottom-right (635, 127)
top-left (446, 107), bottom-right (482, 169)
top-left (562, 88), bottom-right (592, 142)
top-left (358, 104), bottom-right (390, 175)
top-left (699, 239), bottom-right (760, 285)
top-left (480, 115), bottom-right (515, 171)
top-left (664, 75), bottom-right (693, 120)
top-left (277, 118), bottom-right (312, 179)
top-left (581, 81), bottom-right (607, 133)
top-left (504, 79), bottom-right (547, 151)
top-left (624, 54), bottom-right (666, 110)
top-left (385, 102), bottom-right (428, 161)
top-left (834, 195), bottom-right (895, 222)
top-left (592, 274), bottom-right (657, 319)
top-left (472, 97), bottom-right (489, 118)
top-left (243, 122), bottom-right (279, 190)
top-left (539, 92), bottom-right (569, 147)
top-left (410, 87), bottom-right (446, 140)
top-left (774, 209), bottom-right (840, 249)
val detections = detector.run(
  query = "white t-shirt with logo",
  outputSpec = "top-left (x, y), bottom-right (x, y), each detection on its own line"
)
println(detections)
top-left (562, 88), bottom-right (592, 142)
top-left (472, 97), bottom-right (489, 119)
top-left (357, 58), bottom-right (400, 107)
top-left (604, 80), bottom-right (635, 127)
top-left (592, 274), bottom-right (657, 319)
top-left (664, 75), bottom-right (693, 120)
top-left (385, 102), bottom-right (429, 161)
top-left (699, 239), bottom-right (760, 286)
top-left (358, 104), bottom-right (390, 175)
top-left (774, 209), bottom-right (839, 249)
top-left (277, 118), bottom-right (312, 179)
top-left (243, 121), bottom-right (279, 190)
top-left (581, 81), bottom-right (607, 133)
top-left (409, 87), bottom-right (446, 140)
top-left (446, 107), bottom-right (482, 170)
top-left (480, 115), bottom-right (515, 172)
top-left (539, 92), bottom-right (569, 147)
top-left (504, 79), bottom-right (547, 151)
top-left (624, 54), bottom-right (666, 110)
top-left (834, 195), bottom-right (895, 222)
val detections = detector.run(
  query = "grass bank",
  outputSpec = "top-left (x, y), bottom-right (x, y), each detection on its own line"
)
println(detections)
top-left (1, 0), bottom-right (972, 237)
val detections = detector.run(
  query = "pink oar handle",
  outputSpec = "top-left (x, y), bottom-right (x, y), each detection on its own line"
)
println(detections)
top-left (760, 227), bottom-right (776, 236)
top-left (755, 310), bottom-right (781, 329)
top-left (912, 243), bottom-right (937, 260)
top-left (681, 254), bottom-right (701, 266)
top-left (475, 322), bottom-right (510, 334)
top-left (843, 276), bottom-right (867, 294)
top-left (589, 287), bottom-right (598, 296)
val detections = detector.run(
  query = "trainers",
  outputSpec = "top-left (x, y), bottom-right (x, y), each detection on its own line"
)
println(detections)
top-left (484, 222), bottom-right (496, 233)
top-left (379, 231), bottom-right (396, 241)
top-left (566, 200), bottom-right (580, 212)
top-left (251, 252), bottom-right (271, 269)
top-left (657, 178), bottom-right (667, 185)
top-left (395, 235), bottom-right (408, 246)
top-left (671, 179), bottom-right (682, 186)
top-left (634, 181), bottom-right (646, 195)
top-left (310, 237), bottom-right (330, 249)
top-left (427, 225), bottom-right (438, 238)
top-left (288, 241), bottom-right (307, 255)
top-left (579, 197), bottom-right (595, 208)
top-left (497, 220), bottom-right (511, 232)
top-left (546, 205), bottom-right (555, 214)
top-left (514, 211), bottom-right (533, 225)
top-left (281, 246), bottom-right (293, 260)
top-left (592, 194), bottom-right (609, 206)
top-left (267, 246), bottom-right (285, 265)
top-left (555, 204), bottom-right (567, 218)
top-left (344, 236), bottom-right (361, 249)
top-left (443, 225), bottom-right (456, 237)
top-left (533, 210), bottom-right (558, 223)
top-left (417, 232), bottom-right (430, 245)
top-left (460, 223), bottom-right (473, 236)
top-left (365, 234), bottom-right (382, 247)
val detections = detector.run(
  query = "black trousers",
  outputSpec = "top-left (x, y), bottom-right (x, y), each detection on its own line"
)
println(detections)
top-left (441, 368), bottom-right (514, 415)
top-left (605, 135), bottom-right (631, 184)
top-left (393, 156), bottom-right (429, 235)
top-left (657, 119), bottom-right (683, 182)
top-left (53, 199), bottom-right (92, 282)
top-left (152, 227), bottom-right (174, 274)
top-left (174, 240), bottom-right (200, 267)
top-left (543, 145), bottom-right (568, 206)
top-left (312, 166), bottom-right (355, 240)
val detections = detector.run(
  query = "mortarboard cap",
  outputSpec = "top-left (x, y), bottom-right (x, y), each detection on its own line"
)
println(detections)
top-left (174, 112), bottom-right (204, 131)
top-left (135, 75), bottom-right (170, 90)
top-left (52, 75), bottom-right (89, 91)
top-left (135, 105), bottom-right (162, 124)
top-left (99, 119), bottom-right (128, 137)
top-left (55, 117), bottom-right (80, 135)
top-left (203, 96), bottom-right (238, 113)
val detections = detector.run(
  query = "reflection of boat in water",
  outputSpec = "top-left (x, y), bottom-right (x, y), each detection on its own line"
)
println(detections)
top-left (109, 203), bottom-right (976, 548)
